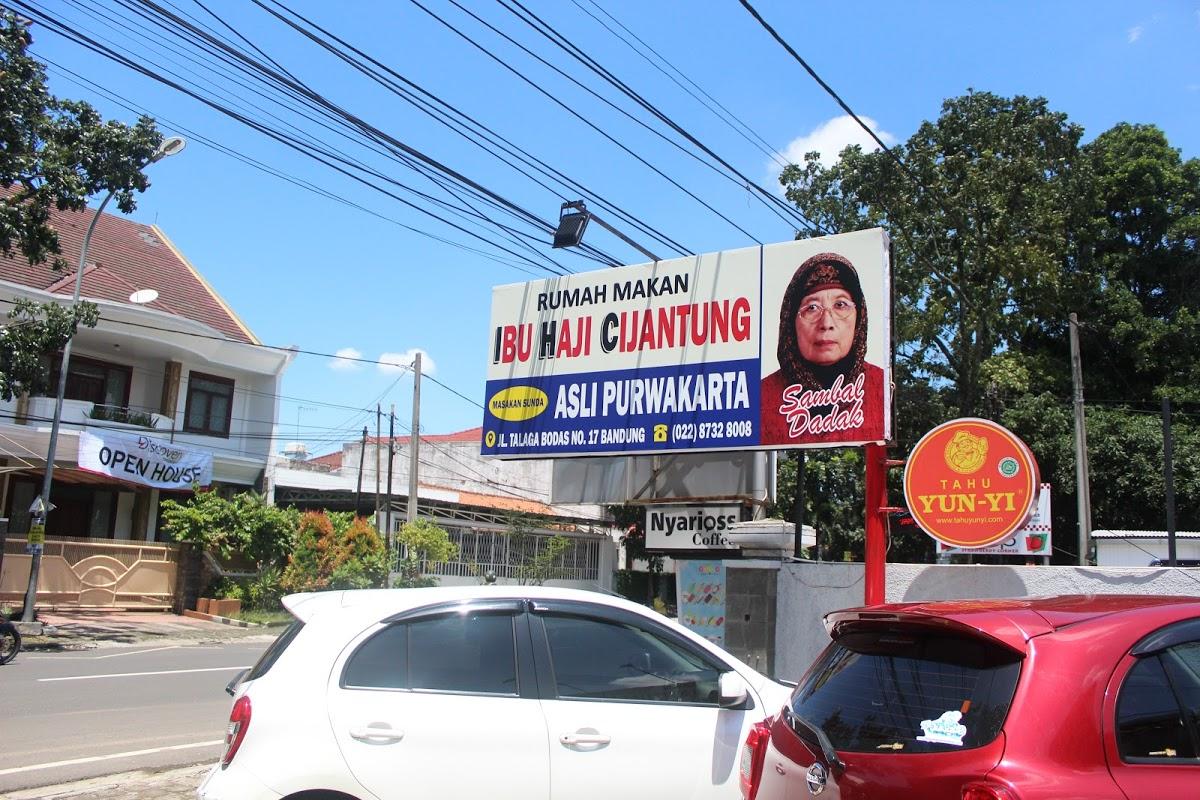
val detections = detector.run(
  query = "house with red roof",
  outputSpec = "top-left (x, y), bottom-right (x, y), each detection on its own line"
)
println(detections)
top-left (0, 194), bottom-right (291, 552)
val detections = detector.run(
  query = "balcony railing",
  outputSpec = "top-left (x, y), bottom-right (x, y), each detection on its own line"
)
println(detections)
top-left (23, 397), bottom-right (173, 432)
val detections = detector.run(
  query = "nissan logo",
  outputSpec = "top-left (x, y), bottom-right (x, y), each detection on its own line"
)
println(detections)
top-left (805, 762), bottom-right (827, 796)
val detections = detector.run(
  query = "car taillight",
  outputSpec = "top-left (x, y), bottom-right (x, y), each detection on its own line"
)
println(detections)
top-left (963, 782), bottom-right (1018, 800)
top-left (739, 720), bottom-right (771, 800)
top-left (222, 695), bottom-right (251, 768)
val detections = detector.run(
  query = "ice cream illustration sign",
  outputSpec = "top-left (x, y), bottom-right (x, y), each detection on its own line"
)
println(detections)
top-left (903, 418), bottom-right (1040, 549)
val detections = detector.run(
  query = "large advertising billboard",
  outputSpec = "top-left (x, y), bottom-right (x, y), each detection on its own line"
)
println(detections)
top-left (482, 228), bottom-right (891, 458)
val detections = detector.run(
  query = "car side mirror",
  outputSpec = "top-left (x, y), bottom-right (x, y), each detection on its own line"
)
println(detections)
top-left (226, 668), bottom-right (247, 697)
top-left (718, 671), bottom-right (749, 709)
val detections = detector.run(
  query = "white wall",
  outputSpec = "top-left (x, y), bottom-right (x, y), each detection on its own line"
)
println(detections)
top-left (1095, 538), bottom-right (1200, 566)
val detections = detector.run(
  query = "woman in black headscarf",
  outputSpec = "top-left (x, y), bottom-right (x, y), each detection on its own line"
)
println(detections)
top-left (760, 251), bottom-right (885, 444)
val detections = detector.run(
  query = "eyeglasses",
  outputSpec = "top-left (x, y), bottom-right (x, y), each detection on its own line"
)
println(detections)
top-left (797, 299), bottom-right (856, 323)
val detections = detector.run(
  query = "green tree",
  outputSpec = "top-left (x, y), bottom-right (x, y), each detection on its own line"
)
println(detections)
top-left (393, 519), bottom-right (458, 588)
top-left (778, 91), bottom-right (1200, 562)
top-left (781, 91), bottom-right (1092, 418)
top-left (160, 490), bottom-right (298, 567)
top-left (501, 513), bottom-right (572, 586)
top-left (0, 13), bottom-right (162, 397)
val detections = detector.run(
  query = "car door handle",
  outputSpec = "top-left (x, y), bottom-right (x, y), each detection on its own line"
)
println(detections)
top-left (560, 732), bottom-right (611, 746)
top-left (349, 724), bottom-right (405, 743)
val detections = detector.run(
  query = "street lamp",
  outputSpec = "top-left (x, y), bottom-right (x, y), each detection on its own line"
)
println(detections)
top-left (552, 200), bottom-right (661, 263)
top-left (21, 136), bottom-right (186, 622)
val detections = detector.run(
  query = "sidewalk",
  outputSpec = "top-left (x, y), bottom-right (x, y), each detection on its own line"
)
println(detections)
top-left (20, 608), bottom-right (282, 651)
top-left (0, 763), bottom-right (211, 800)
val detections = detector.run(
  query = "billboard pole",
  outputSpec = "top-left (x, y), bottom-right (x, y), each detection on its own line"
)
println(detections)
top-left (864, 443), bottom-right (887, 605)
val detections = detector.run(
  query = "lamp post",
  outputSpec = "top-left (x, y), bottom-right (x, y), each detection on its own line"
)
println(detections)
top-left (21, 136), bottom-right (186, 622)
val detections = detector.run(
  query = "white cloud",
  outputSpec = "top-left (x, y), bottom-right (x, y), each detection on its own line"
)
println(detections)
top-left (329, 347), bottom-right (363, 371)
top-left (1128, 25), bottom-right (1143, 43)
top-left (778, 114), bottom-right (897, 172)
top-left (378, 348), bottom-right (437, 376)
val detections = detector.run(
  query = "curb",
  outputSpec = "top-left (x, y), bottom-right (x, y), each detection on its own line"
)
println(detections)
top-left (181, 610), bottom-right (260, 627)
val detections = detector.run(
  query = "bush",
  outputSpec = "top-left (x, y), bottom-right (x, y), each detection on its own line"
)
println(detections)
top-left (204, 575), bottom-right (244, 601)
top-left (246, 567), bottom-right (285, 611)
top-left (161, 490), bottom-right (298, 567)
top-left (281, 512), bottom-right (389, 592)
top-left (281, 512), bottom-right (335, 592)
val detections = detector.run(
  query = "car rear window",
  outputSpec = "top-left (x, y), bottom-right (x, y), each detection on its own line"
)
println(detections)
top-left (789, 628), bottom-right (1022, 753)
top-left (246, 619), bottom-right (304, 682)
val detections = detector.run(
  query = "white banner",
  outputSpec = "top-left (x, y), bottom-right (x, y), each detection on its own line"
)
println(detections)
top-left (937, 484), bottom-right (1052, 556)
top-left (78, 430), bottom-right (213, 490)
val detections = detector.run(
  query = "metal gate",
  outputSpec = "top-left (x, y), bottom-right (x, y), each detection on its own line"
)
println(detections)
top-left (0, 537), bottom-right (180, 609)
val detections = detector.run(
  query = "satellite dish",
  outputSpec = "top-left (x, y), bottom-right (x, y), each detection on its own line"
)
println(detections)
top-left (129, 289), bottom-right (159, 304)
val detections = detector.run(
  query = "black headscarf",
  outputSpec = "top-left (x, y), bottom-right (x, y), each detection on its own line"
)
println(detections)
top-left (776, 252), bottom-right (868, 390)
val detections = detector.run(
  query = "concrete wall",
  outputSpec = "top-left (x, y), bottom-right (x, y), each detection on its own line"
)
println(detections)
top-left (774, 561), bottom-right (1200, 684)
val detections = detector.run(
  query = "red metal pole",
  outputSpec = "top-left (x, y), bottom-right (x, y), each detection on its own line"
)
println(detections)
top-left (864, 443), bottom-right (887, 605)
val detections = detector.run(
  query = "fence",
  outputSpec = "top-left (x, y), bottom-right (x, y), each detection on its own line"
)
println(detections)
top-left (395, 525), bottom-right (604, 583)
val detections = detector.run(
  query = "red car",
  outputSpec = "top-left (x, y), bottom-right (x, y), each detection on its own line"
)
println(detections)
top-left (741, 594), bottom-right (1200, 800)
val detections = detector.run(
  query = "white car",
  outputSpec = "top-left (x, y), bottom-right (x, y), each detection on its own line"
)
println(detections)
top-left (199, 585), bottom-right (791, 800)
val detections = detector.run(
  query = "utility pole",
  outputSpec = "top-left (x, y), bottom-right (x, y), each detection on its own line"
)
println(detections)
top-left (385, 406), bottom-right (396, 547)
top-left (408, 353), bottom-right (422, 524)
top-left (1069, 313), bottom-right (1093, 565)
top-left (1163, 398), bottom-right (1177, 567)
top-left (374, 405), bottom-right (381, 530)
top-left (354, 426), bottom-right (367, 516)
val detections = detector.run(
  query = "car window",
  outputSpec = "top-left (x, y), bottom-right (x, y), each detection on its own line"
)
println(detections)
top-left (246, 619), bottom-right (304, 681)
top-left (789, 630), bottom-right (1022, 753)
top-left (542, 614), bottom-right (721, 704)
top-left (342, 612), bottom-right (519, 695)
top-left (343, 623), bottom-right (408, 689)
top-left (1117, 644), bottom-right (1200, 761)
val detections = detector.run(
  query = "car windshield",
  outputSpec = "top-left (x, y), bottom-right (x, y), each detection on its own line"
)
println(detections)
top-left (789, 628), bottom-right (1022, 754)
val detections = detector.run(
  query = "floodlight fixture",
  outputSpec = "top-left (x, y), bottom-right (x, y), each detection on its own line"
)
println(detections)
top-left (551, 200), bottom-right (661, 264)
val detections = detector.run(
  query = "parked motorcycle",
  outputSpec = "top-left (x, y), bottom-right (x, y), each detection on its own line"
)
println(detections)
top-left (0, 618), bottom-right (20, 665)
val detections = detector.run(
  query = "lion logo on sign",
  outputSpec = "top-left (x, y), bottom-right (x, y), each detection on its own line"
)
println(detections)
top-left (944, 430), bottom-right (987, 474)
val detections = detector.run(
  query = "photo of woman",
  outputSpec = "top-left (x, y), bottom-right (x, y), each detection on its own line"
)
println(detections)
top-left (760, 250), bottom-right (886, 445)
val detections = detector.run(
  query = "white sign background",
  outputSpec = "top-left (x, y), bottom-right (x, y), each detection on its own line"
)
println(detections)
top-left (78, 430), bottom-right (213, 490)
top-left (645, 503), bottom-right (742, 551)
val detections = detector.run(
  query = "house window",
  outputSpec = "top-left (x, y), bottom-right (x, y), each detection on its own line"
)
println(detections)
top-left (184, 372), bottom-right (234, 437)
top-left (52, 355), bottom-right (131, 407)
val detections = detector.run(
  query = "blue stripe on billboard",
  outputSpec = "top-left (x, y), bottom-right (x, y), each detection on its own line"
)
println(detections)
top-left (482, 357), bottom-right (761, 456)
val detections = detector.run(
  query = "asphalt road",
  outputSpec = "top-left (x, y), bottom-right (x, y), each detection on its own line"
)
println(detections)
top-left (0, 640), bottom-right (270, 793)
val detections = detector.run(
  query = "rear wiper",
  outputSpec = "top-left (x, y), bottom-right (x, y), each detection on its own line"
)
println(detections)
top-left (784, 706), bottom-right (845, 775)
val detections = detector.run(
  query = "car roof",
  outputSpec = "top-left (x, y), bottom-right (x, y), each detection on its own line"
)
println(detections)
top-left (825, 594), bottom-right (1200, 655)
top-left (282, 585), bottom-right (647, 624)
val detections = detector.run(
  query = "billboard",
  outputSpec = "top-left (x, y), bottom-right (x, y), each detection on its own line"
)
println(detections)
top-left (482, 229), bottom-right (891, 458)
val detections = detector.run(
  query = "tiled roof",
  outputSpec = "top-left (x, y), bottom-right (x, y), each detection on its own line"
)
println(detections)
top-left (308, 451), bottom-right (344, 469)
top-left (368, 426), bottom-right (482, 446)
top-left (452, 488), bottom-right (552, 515)
top-left (0, 187), bottom-right (257, 344)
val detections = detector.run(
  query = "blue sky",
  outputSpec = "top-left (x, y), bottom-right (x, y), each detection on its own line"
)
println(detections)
top-left (21, 0), bottom-right (1200, 458)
